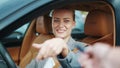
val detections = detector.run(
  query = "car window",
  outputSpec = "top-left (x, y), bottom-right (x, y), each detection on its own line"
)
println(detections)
top-left (15, 23), bottom-right (29, 36)
top-left (71, 10), bottom-right (88, 40)
top-left (7, 23), bottom-right (29, 39)
top-left (1, 23), bottom-right (29, 47)
top-left (72, 10), bottom-right (88, 34)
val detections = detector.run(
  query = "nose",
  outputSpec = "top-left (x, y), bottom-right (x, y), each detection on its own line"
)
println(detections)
top-left (59, 21), bottom-right (64, 27)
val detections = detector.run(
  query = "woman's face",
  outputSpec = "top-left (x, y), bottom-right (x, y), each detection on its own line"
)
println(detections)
top-left (52, 9), bottom-right (75, 39)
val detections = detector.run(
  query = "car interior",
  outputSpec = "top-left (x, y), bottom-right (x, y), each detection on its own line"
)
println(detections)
top-left (4, 1), bottom-right (115, 67)
top-left (82, 10), bottom-right (113, 45)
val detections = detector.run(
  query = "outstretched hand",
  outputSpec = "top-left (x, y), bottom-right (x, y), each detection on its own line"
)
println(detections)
top-left (79, 43), bottom-right (120, 68)
top-left (32, 38), bottom-right (69, 60)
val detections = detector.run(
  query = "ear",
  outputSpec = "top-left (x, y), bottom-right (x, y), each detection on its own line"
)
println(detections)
top-left (72, 21), bottom-right (76, 28)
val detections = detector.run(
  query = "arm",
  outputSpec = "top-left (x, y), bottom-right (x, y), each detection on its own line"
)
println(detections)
top-left (57, 40), bottom-right (86, 68)
top-left (57, 50), bottom-right (81, 68)
top-left (32, 38), bottom-right (84, 68)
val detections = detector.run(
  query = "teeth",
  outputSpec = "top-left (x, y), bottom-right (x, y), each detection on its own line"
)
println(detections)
top-left (57, 29), bottom-right (65, 33)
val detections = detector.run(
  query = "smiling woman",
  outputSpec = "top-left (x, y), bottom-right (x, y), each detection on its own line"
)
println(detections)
top-left (20, 7), bottom-right (87, 68)
top-left (19, 1), bottom-right (115, 68)
top-left (0, 0), bottom-right (118, 68)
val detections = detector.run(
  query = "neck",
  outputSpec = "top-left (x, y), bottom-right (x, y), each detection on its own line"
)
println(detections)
top-left (55, 36), bottom-right (71, 43)
top-left (63, 36), bottom-right (71, 43)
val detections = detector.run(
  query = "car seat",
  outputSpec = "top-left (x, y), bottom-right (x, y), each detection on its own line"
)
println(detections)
top-left (19, 15), bottom-right (54, 68)
top-left (82, 10), bottom-right (114, 46)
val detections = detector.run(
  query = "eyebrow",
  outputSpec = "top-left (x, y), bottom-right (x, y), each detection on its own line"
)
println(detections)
top-left (63, 18), bottom-right (71, 20)
top-left (54, 17), bottom-right (59, 19)
top-left (54, 17), bottom-right (71, 20)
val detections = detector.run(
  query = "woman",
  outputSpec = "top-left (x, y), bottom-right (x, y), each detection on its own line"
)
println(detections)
top-left (22, 8), bottom-right (86, 68)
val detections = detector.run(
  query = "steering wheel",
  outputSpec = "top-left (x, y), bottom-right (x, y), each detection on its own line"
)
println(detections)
top-left (0, 42), bottom-right (17, 68)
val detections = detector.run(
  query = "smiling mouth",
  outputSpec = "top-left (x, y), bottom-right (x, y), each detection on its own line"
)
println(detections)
top-left (56, 29), bottom-right (65, 33)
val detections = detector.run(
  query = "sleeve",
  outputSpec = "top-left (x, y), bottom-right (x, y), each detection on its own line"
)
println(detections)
top-left (26, 59), bottom-right (37, 68)
top-left (57, 50), bottom-right (81, 68)
top-left (26, 58), bottom-right (54, 68)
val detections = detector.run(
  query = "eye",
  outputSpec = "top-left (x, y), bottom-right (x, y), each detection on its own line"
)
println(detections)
top-left (54, 19), bottom-right (60, 23)
top-left (64, 20), bottom-right (70, 23)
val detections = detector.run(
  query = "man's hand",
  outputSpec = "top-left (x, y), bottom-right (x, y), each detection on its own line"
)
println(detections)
top-left (32, 38), bottom-right (69, 60)
top-left (79, 43), bottom-right (113, 68)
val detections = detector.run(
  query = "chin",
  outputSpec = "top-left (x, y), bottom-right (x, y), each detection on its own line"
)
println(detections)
top-left (56, 36), bottom-right (65, 39)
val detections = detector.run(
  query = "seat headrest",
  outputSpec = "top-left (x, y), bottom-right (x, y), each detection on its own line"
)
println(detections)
top-left (84, 10), bottom-right (113, 37)
top-left (36, 15), bottom-right (52, 34)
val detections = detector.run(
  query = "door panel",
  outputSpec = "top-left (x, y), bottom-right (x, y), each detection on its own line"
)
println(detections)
top-left (7, 47), bottom-right (20, 65)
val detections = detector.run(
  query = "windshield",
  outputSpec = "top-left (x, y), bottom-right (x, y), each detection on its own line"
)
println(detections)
top-left (0, 0), bottom-right (52, 31)
top-left (0, 0), bottom-right (34, 20)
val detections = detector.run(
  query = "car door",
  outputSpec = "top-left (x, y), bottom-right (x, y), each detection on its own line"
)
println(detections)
top-left (0, 0), bottom-right (119, 67)
top-left (1, 23), bottom-right (29, 65)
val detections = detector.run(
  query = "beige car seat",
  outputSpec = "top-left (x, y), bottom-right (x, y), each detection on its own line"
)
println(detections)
top-left (82, 10), bottom-right (113, 46)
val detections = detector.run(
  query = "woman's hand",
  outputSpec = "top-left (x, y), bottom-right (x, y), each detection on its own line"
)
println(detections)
top-left (32, 38), bottom-right (69, 60)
